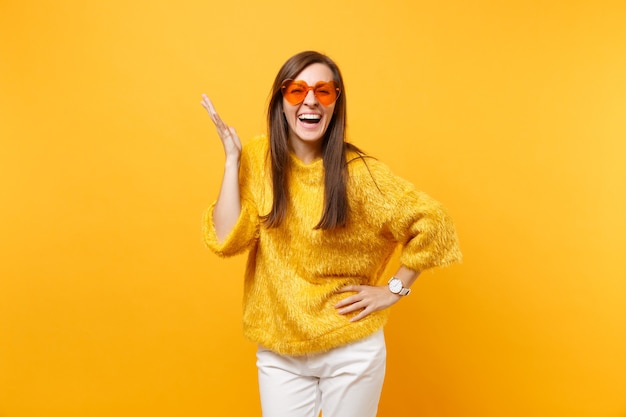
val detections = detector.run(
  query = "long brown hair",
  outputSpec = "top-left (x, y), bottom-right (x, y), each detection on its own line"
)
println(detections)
top-left (263, 51), bottom-right (362, 230)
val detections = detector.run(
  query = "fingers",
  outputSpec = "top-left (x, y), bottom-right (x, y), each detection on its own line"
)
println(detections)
top-left (334, 285), bottom-right (362, 309)
top-left (337, 296), bottom-right (373, 322)
top-left (200, 94), bottom-right (216, 119)
top-left (334, 293), bottom-right (359, 309)
top-left (200, 94), bottom-right (227, 131)
top-left (335, 285), bottom-right (400, 322)
top-left (200, 95), bottom-right (242, 153)
top-left (335, 289), bottom-right (368, 317)
top-left (350, 309), bottom-right (370, 323)
top-left (336, 298), bottom-right (368, 315)
top-left (337, 285), bottom-right (361, 293)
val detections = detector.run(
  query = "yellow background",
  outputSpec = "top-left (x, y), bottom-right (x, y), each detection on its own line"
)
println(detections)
top-left (1, 1), bottom-right (625, 416)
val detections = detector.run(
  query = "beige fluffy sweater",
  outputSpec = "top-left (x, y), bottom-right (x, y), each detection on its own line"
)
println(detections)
top-left (203, 135), bottom-right (461, 356)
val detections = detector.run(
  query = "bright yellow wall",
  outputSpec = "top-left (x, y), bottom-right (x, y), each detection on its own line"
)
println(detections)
top-left (1, 1), bottom-right (624, 416)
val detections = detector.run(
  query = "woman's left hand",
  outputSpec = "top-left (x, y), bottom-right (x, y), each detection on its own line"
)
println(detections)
top-left (335, 285), bottom-right (402, 322)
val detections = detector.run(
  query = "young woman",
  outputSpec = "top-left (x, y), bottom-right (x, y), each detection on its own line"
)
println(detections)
top-left (201, 50), bottom-right (461, 417)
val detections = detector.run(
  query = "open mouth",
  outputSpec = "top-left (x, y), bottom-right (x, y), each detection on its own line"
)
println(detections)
top-left (298, 114), bottom-right (322, 125)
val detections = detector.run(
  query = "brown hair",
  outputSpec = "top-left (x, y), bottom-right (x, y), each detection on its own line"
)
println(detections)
top-left (263, 51), bottom-right (363, 230)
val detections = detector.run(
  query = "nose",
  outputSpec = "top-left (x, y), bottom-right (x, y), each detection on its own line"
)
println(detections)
top-left (303, 88), bottom-right (318, 105)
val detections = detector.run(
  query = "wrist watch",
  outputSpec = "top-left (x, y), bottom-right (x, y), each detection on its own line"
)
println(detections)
top-left (388, 277), bottom-right (411, 296)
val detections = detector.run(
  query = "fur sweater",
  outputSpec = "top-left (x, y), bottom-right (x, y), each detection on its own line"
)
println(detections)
top-left (203, 135), bottom-right (461, 356)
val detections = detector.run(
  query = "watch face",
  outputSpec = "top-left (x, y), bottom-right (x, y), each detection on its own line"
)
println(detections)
top-left (389, 278), bottom-right (402, 293)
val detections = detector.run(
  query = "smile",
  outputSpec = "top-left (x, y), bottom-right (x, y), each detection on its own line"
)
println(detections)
top-left (298, 114), bottom-right (322, 125)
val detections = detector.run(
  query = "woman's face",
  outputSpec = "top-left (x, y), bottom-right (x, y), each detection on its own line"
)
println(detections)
top-left (283, 63), bottom-right (337, 149)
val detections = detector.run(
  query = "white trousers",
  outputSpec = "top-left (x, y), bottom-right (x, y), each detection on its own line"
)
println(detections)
top-left (256, 330), bottom-right (386, 417)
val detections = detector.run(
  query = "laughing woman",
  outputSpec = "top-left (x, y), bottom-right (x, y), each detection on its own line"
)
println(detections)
top-left (201, 50), bottom-right (461, 417)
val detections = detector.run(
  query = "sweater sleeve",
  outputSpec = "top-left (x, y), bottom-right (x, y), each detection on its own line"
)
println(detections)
top-left (348, 156), bottom-right (461, 272)
top-left (391, 187), bottom-right (462, 272)
top-left (202, 142), bottom-right (260, 257)
top-left (202, 199), bottom-right (259, 257)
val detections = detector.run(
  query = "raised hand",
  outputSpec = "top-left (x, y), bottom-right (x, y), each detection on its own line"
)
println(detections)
top-left (201, 94), bottom-right (242, 163)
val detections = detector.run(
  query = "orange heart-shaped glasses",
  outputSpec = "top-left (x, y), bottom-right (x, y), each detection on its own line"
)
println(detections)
top-left (281, 79), bottom-right (340, 106)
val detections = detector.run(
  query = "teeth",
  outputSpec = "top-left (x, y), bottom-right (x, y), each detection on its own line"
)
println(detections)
top-left (299, 114), bottom-right (321, 120)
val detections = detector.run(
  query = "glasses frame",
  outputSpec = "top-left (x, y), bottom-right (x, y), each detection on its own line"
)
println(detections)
top-left (280, 79), bottom-right (341, 106)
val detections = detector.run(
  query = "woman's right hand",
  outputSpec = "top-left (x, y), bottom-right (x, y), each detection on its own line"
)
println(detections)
top-left (201, 94), bottom-right (242, 163)
top-left (201, 94), bottom-right (243, 242)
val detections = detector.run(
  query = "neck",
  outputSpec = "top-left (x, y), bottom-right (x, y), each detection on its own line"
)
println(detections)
top-left (289, 138), bottom-right (323, 164)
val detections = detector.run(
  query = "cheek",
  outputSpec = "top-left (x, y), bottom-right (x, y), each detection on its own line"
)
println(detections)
top-left (282, 102), bottom-right (298, 120)
top-left (325, 107), bottom-right (336, 123)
